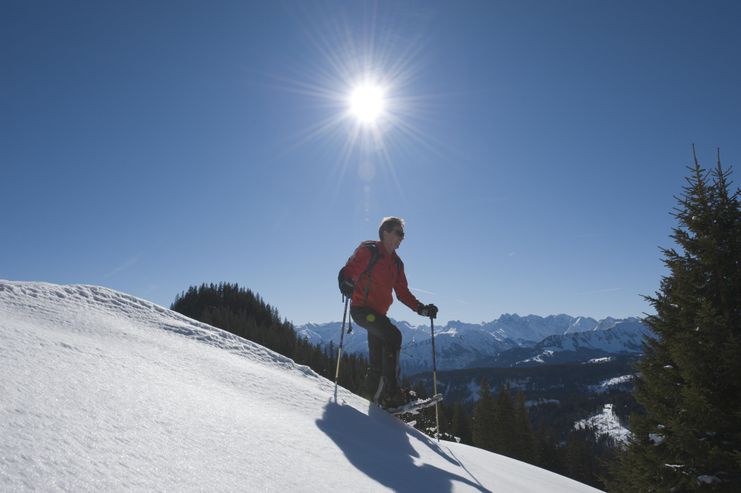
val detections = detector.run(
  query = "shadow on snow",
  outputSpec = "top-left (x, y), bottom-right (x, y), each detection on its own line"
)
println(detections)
top-left (316, 400), bottom-right (490, 492)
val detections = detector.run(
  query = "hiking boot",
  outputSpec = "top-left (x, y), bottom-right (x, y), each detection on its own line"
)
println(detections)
top-left (380, 386), bottom-right (410, 410)
top-left (362, 369), bottom-right (382, 402)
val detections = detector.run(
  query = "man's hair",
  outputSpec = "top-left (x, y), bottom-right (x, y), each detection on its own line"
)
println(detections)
top-left (378, 216), bottom-right (405, 240)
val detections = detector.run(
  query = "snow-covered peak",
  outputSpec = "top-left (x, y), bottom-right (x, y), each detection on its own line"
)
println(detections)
top-left (1, 280), bottom-right (602, 492)
top-left (564, 316), bottom-right (600, 334)
top-left (299, 314), bottom-right (639, 348)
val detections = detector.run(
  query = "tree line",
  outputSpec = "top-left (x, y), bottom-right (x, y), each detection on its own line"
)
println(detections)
top-left (170, 283), bottom-right (369, 394)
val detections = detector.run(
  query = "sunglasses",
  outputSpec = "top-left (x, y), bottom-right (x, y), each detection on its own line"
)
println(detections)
top-left (391, 229), bottom-right (405, 238)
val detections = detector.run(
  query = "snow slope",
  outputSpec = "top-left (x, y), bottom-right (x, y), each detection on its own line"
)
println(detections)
top-left (1, 281), bottom-right (602, 492)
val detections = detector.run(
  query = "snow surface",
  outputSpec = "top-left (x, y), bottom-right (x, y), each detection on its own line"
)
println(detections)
top-left (586, 357), bottom-right (614, 364)
top-left (1, 280), bottom-right (603, 492)
top-left (588, 375), bottom-right (636, 394)
top-left (516, 349), bottom-right (555, 365)
top-left (574, 404), bottom-right (632, 446)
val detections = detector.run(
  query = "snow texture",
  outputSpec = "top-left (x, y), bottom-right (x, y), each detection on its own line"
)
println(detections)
top-left (586, 357), bottom-right (614, 364)
top-left (1, 280), bottom-right (603, 492)
top-left (574, 404), bottom-right (632, 446)
top-left (588, 375), bottom-right (636, 394)
top-left (649, 433), bottom-right (665, 446)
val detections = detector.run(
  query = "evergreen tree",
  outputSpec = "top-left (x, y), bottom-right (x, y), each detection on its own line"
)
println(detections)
top-left (472, 379), bottom-right (497, 451)
top-left (611, 150), bottom-right (741, 492)
top-left (451, 402), bottom-right (473, 444)
top-left (534, 428), bottom-right (562, 474)
top-left (565, 427), bottom-right (601, 487)
top-left (492, 385), bottom-right (517, 457)
top-left (513, 390), bottom-right (536, 462)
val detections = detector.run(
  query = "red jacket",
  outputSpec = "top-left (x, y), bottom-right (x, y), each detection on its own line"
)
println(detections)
top-left (343, 241), bottom-right (421, 315)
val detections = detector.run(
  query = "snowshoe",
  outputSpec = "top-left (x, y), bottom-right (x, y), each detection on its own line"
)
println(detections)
top-left (387, 393), bottom-right (443, 416)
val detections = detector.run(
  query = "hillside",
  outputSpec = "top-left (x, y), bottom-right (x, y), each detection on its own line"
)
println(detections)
top-left (0, 280), bottom-right (603, 492)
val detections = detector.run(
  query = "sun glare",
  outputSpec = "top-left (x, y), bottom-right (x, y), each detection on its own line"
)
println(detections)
top-left (278, 4), bottom-right (437, 191)
top-left (348, 83), bottom-right (386, 125)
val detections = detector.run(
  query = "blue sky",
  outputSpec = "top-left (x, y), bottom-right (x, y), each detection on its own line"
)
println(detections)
top-left (2, 0), bottom-right (740, 325)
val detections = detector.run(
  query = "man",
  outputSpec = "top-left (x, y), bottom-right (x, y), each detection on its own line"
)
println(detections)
top-left (339, 216), bottom-right (438, 408)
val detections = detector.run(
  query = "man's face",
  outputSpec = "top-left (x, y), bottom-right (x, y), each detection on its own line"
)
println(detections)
top-left (383, 225), bottom-right (405, 251)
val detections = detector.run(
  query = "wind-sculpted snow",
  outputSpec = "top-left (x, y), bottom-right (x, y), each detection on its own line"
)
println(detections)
top-left (1, 280), bottom-right (603, 492)
top-left (0, 282), bottom-right (319, 380)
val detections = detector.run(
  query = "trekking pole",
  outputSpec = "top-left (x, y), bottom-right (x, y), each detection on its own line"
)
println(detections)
top-left (430, 316), bottom-right (440, 442)
top-left (334, 296), bottom-right (350, 402)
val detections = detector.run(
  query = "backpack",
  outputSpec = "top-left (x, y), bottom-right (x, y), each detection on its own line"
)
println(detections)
top-left (338, 241), bottom-right (402, 299)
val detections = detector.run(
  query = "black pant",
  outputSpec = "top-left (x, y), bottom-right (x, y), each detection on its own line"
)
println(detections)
top-left (350, 306), bottom-right (401, 392)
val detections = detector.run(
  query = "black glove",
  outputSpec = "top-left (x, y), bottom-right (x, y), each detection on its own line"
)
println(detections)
top-left (417, 303), bottom-right (438, 319)
top-left (339, 278), bottom-right (355, 298)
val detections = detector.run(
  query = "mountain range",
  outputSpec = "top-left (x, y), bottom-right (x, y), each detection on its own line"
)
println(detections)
top-left (297, 314), bottom-right (652, 374)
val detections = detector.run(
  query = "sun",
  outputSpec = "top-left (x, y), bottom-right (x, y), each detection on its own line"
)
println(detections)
top-left (274, 4), bottom-right (439, 188)
top-left (348, 82), bottom-right (386, 126)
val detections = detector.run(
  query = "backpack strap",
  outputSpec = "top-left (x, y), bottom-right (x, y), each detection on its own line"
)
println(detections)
top-left (359, 241), bottom-right (380, 274)
top-left (339, 241), bottom-right (402, 301)
top-left (359, 242), bottom-right (403, 301)
top-left (338, 241), bottom-right (380, 299)
top-left (359, 241), bottom-right (380, 301)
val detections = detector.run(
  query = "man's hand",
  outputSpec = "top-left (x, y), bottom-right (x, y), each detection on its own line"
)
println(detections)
top-left (340, 278), bottom-right (355, 298)
top-left (417, 303), bottom-right (438, 319)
